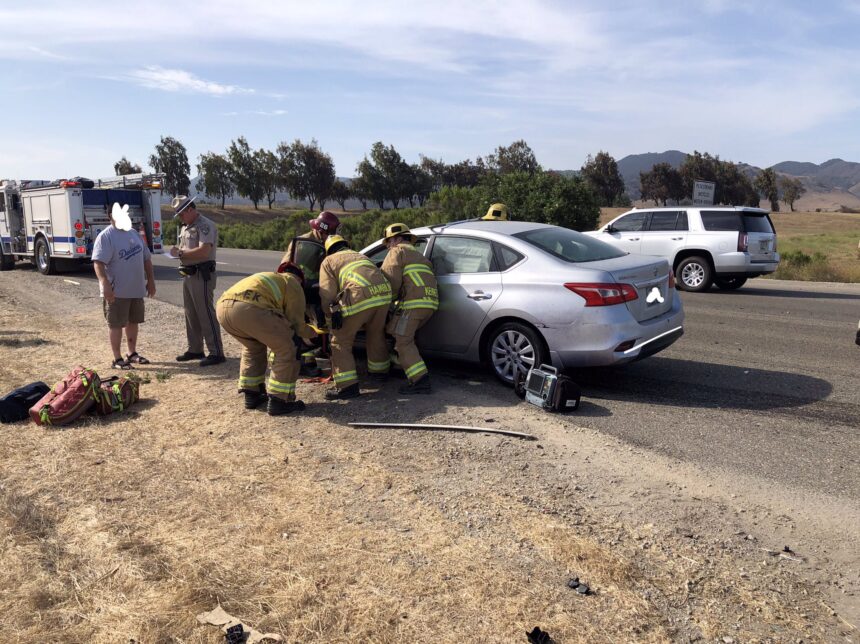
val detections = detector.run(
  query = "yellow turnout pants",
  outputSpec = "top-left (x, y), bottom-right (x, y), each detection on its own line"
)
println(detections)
top-left (387, 308), bottom-right (434, 382)
top-left (330, 304), bottom-right (389, 389)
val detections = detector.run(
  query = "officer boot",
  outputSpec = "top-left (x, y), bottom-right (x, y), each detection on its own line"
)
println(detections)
top-left (398, 375), bottom-right (432, 395)
top-left (243, 385), bottom-right (267, 410)
top-left (268, 397), bottom-right (306, 416)
top-left (325, 383), bottom-right (360, 400)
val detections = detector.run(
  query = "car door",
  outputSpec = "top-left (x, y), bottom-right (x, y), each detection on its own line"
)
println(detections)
top-left (418, 235), bottom-right (501, 354)
top-left (602, 211), bottom-right (649, 254)
top-left (640, 210), bottom-right (688, 259)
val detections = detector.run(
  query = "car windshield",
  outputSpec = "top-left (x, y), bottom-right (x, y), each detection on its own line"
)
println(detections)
top-left (514, 227), bottom-right (627, 263)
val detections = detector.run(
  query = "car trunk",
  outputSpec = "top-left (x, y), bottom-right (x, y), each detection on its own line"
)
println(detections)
top-left (743, 213), bottom-right (777, 262)
top-left (587, 255), bottom-right (674, 322)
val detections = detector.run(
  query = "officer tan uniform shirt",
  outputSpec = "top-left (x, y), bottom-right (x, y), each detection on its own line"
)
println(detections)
top-left (381, 243), bottom-right (438, 382)
top-left (217, 272), bottom-right (314, 400)
top-left (179, 214), bottom-right (223, 356)
top-left (319, 250), bottom-right (392, 389)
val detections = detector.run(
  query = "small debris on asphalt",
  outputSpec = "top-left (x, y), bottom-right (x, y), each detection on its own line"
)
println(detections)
top-left (526, 626), bottom-right (555, 644)
top-left (566, 577), bottom-right (590, 594)
top-left (783, 545), bottom-right (793, 553)
top-left (575, 583), bottom-right (590, 594)
top-left (566, 577), bottom-right (579, 589)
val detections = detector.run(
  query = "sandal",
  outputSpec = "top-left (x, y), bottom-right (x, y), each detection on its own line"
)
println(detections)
top-left (126, 352), bottom-right (150, 365)
top-left (112, 357), bottom-right (133, 370)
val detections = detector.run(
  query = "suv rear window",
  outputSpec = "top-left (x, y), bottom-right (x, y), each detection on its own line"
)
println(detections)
top-left (514, 227), bottom-right (626, 263)
top-left (701, 211), bottom-right (774, 233)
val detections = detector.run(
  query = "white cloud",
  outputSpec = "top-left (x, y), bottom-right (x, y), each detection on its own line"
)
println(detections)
top-left (125, 66), bottom-right (254, 96)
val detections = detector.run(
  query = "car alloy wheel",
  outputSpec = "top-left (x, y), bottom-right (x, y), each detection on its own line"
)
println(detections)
top-left (681, 262), bottom-right (706, 288)
top-left (490, 328), bottom-right (537, 384)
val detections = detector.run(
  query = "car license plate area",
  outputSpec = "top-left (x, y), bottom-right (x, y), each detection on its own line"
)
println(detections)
top-left (644, 284), bottom-right (665, 307)
top-left (759, 240), bottom-right (769, 252)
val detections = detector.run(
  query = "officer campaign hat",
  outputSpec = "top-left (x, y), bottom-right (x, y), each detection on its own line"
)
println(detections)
top-left (171, 195), bottom-right (196, 218)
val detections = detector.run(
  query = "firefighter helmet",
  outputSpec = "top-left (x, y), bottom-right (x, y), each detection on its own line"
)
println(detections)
top-left (324, 234), bottom-right (349, 255)
top-left (383, 222), bottom-right (417, 243)
top-left (310, 210), bottom-right (341, 235)
top-left (482, 203), bottom-right (509, 221)
top-left (276, 261), bottom-right (305, 286)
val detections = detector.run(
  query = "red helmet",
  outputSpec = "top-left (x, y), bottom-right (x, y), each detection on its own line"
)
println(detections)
top-left (309, 210), bottom-right (341, 235)
top-left (276, 261), bottom-right (305, 286)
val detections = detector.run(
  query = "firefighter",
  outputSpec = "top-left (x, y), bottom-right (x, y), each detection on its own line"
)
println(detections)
top-left (319, 235), bottom-right (392, 399)
top-left (482, 202), bottom-right (510, 221)
top-left (215, 262), bottom-right (317, 416)
top-left (380, 223), bottom-right (438, 394)
top-left (280, 210), bottom-right (341, 278)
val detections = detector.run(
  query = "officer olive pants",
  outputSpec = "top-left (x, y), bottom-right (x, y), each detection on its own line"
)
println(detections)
top-left (386, 308), bottom-right (435, 383)
top-left (330, 304), bottom-right (389, 390)
top-left (216, 299), bottom-right (299, 401)
top-left (183, 271), bottom-right (223, 356)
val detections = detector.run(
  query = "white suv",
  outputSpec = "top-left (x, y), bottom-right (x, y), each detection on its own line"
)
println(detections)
top-left (586, 206), bottom-right (779, 292)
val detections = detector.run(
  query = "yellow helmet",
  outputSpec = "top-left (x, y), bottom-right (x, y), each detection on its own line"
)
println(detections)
top-left (482, 203), bottom-right (509, 221)
top-left (324, 234), bottom-right (349, 255)
top-left (383, 222), bottom-right (417, 243)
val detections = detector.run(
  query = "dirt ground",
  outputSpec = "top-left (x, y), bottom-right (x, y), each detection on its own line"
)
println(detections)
top-left (0, 269), bottom-right (857, 643)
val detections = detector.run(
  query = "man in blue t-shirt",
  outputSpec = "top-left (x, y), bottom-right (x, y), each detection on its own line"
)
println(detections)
top-left (92, 211), bottom-right (156, 369)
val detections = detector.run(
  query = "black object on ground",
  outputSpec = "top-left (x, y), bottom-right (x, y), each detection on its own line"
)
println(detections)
top-left (225, 623), bottom-right (248, 644)
top-left (566, 576), bottom-right (591, 594)
top-left (0, 381), bottom-right (50, 423)
top-left (527, 626), bottom-right (556, 644)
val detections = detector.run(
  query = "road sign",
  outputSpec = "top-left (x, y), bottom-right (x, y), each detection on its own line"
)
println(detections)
top-left (693, 180), bottom-right (716, 205)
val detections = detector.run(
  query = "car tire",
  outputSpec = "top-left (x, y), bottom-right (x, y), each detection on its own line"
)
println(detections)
top-left (486, 321), bottom-right (549, 386)
top-left (713, 277), bottom-right (747, 290)
top-left (675, 256), bottom-right (712, 292)
top-left (34, 237), bottom-right (56, 275)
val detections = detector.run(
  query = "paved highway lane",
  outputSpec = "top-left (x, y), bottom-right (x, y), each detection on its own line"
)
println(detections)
top-left (34, 252), bottom-right (860, 500)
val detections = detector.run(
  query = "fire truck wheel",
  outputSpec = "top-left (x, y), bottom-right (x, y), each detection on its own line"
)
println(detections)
top-left (34, 237), bottom-right (57, 275)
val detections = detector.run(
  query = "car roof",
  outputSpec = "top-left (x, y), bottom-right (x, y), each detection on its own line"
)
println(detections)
top-left (420, 219), bottom-right (557, 235)
top-left (625, 206), bottom-right (770, 214)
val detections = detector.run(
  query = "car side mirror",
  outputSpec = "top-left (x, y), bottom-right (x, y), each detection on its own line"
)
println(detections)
top-left (605, 224), bottom-right (615, 233)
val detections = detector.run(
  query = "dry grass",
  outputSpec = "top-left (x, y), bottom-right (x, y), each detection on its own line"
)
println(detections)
top-left (0, 273), bottom-right (845, 642)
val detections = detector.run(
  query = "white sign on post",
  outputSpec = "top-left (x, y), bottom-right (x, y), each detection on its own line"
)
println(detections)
top-left (693, 180), bottom-right (716, 206)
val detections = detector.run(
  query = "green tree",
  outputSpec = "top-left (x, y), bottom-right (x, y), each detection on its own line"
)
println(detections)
top-left (779, 176), bottom-right (806, 212)
top-left (350, 174), bottom-right (371, 209)
top-left (330, 179), bottom-right (352, 210)
top-left (196, 152), bottom-right (234, 209)
top-left (485, 140), bottom-right (541, 175)
top-left (227, 136), bottom-right (266, 209)
top-left (148, 136), bottom-right (190, 197)
top-left (639, 162), bottom-right (683, 206)
top-left (277, 139), bottom-right (336, 210)
top-left (114, 156), bottom-right (142, 176)
top-left (580, 151), bottom-right (626, 207)
top-left (355, 156), bottom-right (388, 209)
top-left (754, 167), bottom-right (780, 211)
top-left (717, 162), bottom-right (759, 207)
top-left (257, 149), bottom-right (280, 209)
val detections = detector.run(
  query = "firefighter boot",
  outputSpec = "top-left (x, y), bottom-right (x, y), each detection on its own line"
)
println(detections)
top-left (325, 383), bottom-right (360, 400)
top-left (268, 397), bottom-right (306, 416)
top-left (243, 385), bottom-right (268, 410)
top-left (398, 375), bottom-right (432, 395)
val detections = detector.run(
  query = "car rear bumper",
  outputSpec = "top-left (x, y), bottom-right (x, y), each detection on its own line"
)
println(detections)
top-left (545, 292), bottom-right (685, 368)
top-left (714, 252), bottom-right (780, 276)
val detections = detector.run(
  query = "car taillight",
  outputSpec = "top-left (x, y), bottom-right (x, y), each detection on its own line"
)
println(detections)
top-left (153, 221), bottom-right (161, 230)
top-left (738, 232), bottom-right (748, 252)
top-left (773, 235), bottom-right (778, 252)
top-left (564, 282), bottom-right (638, 306)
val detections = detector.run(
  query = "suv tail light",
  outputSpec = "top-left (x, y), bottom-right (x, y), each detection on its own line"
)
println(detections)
top-left (773, 234), bottom-right (778, 253)
top-left (738, 232), bottom-right (748, 252)
top-left (564, 282), bottom-right (638, 306)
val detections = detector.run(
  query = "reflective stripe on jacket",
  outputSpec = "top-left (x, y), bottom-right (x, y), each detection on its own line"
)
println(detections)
top-left (381, 243), bottom-right (438, 311)
top-left (320, 250), bottom-right (392, 317)
top-left (218, 272), bottom-right (315, 338)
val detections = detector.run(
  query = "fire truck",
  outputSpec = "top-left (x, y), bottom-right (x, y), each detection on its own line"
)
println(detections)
top-left (0, 173), bottom-right (165, 275)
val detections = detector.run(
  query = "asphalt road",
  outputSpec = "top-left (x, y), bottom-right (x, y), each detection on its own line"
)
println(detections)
top-left (47, 249), bottom-right (860, 500)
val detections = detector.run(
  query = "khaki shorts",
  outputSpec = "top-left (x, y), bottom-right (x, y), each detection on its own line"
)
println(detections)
top-left (103, 298), bottom-right (145, 328)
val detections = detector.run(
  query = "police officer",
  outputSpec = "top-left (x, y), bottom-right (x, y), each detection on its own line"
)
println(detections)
top-left (319, 235), bottom-right (392, 399)
top-left (170, 196), bottom-right (224, 366)
top-left (216, 263), bottom-right (316, 415)
top-left (482, 202), bottom-right (510, 221)
top-left (380, 223), bottom-right (438, 394)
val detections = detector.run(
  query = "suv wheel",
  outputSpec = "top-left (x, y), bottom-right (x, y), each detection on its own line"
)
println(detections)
top-left (675, 256), bottom-right (712, 292)
top-left (714, 277), bottom-right (747, 290)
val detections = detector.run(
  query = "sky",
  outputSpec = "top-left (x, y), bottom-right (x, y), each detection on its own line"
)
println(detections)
top-left (1, 0), bottom-right (859, 180)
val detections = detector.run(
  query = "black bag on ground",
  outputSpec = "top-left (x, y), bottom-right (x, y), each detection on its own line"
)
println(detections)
top-left (0, 382), bottom-right (51, 423)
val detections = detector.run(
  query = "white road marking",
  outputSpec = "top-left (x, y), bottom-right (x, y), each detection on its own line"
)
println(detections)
top-left (63, 279), bottom-right (80, 285)
top-left (216, 262), bottom-right (231, 266)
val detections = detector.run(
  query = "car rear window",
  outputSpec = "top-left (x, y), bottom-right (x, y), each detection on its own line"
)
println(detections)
top-left (701, 211), bottom-right (774, 233)
top-left (514, 227), bottom-right (626, 263)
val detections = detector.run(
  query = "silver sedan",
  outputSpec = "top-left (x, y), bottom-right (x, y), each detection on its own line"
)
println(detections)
top-left (358, 220), bottom-right (685, 384)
